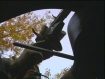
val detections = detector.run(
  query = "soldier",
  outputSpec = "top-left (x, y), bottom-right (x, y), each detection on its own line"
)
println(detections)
top-left (0, 2), bottom-right (104, 79)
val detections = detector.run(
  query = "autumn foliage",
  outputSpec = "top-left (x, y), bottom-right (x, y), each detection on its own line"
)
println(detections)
top-left (43, 67), bottom-right (70, 79)
top-left (0, 9), bottom-right (69, 79)
top-left (0, 10), bottom-right (54, 57)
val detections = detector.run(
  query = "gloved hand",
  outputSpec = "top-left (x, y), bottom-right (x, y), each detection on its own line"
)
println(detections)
top-left (32, 40), bottom-right (53, 60)
top-left (10, 47), bottom-right (43, 78)
top-left (0, 55), bottom-right (9, 79)
top-left (10, 40), bottom-right (53, 78)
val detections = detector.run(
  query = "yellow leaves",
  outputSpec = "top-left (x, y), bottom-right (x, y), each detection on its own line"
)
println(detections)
top-left (61, 67), bottom-right (69, 74)
top-left (44, 67), bottom-right (70, 79)
top-left (8, 19), bottom-right (14, 23)
top-left (12, 47), bottom-right (22, 56)
top-left (12, 33), bottom-right (19, 40)
top-left (54, 67), bottom-right (69, 79)
top-left (0, 10), bottom-right (54, 57)
top-left (40, 22), bottom-right (46, 27)
top-left (44, 68), bottom-right (51, 78)
top-left (0, 38), bottom-right (12, 51)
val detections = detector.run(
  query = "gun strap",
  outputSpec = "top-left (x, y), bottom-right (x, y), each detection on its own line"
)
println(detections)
top-left (15, 65), bottom-right (40, 79)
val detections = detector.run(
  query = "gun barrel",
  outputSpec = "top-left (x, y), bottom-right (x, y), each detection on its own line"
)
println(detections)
top-left (13, 42), bottom-right (74, 60)
top-left (50, 10), bottom-right (71, 27)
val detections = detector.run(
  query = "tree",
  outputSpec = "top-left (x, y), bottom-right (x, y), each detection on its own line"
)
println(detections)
top-left (43, 67), bottom-right (70, 79)
top-left (0, 10), bottom-right (54, 58)
top-left (1, 9), bottom-right (71, 79)
top-left (43, 68), bottom-right (51, 79)
top-left (53, 67), bottom-right (69, 79)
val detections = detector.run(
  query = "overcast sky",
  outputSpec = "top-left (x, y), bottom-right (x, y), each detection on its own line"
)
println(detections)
top-left (34, 9), bottom-right (75, 77)
top-left (1, 9), bottom-right (75, 78)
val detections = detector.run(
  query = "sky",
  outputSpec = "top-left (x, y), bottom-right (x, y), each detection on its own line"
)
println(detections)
top-left (33, 9), bottom-right (75, 77)
top-left (1, 9), bottom-right (75, 78)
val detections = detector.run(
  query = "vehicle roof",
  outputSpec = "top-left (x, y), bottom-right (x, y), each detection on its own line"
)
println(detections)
top-left (0, 1), bottom-right (103, 23)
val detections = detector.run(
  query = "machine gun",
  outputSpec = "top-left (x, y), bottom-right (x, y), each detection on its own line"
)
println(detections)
top-left (10, 9), bottom-right (74, 79)
top-left (32, 9), bottom-right (69, 51)
top-left (13, 9), bottom-right (74, 60)
top-left (0, 2), bottom-right (104, 79)
top-left (0, 9), bottom-right (74, 79)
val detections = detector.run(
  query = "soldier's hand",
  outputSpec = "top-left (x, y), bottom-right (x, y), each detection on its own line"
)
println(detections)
top-left (32, 40), bottom-right (53, 60)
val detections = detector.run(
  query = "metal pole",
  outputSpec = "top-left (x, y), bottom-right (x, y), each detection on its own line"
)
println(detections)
top-left (13, 42), bottom-right (74, 60)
